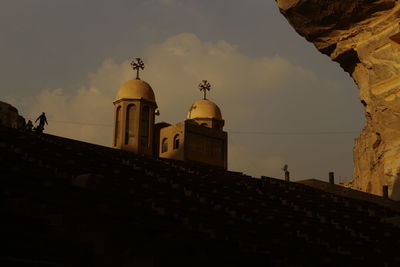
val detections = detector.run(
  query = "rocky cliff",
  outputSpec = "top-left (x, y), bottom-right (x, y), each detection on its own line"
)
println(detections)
top-left (0, 101), bottom-right (25, 129)
top-left (276, 0), bottom-right (400, 199)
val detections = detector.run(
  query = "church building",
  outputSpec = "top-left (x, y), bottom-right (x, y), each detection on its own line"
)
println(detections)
top-left (112, 58), bottom-right (228, 169)
top-left (112, 58), bottom-right (157, 156)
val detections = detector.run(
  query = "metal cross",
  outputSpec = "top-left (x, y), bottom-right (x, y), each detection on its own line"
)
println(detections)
top-left (130, 58), bottom-right (145, 79)
top-left (198, 80), bottom-right (211, 100)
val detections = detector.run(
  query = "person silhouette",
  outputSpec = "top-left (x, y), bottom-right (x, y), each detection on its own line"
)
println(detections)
top-left (282, 164), bottom-right (290, 181)
top-left (26, 120), bottom-right (33, 131)
top-left (35, 112), bottom-right (48, 133)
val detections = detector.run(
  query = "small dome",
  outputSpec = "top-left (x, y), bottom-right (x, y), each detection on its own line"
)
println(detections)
top-left (115, 79), bottom-right (156, 103)
top-left (187, 99), bottom-right (223, 120)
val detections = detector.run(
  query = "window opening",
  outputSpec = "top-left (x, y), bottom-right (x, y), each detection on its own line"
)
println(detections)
top-left (125, 104), bottom-right (136, 144)
top-left (162, 138), bottom-right (168, 153)
top-left (173, 134), bottom-right (180, 149)
top-left (114, 106), bottom-right (121, 146)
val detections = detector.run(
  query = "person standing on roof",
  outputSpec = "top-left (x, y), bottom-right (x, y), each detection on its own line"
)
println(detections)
top-left (35, 112), bottom-right (48, 133)
top-left (26, 120), bottom-right (33, 131)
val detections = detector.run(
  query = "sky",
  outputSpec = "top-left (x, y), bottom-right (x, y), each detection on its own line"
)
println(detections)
top-left (0, 0), bottom-right (365, 182)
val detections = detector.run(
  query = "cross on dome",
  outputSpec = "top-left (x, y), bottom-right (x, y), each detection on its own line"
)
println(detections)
top-left (130, 58), bottom-right (145, 80)
top-left (199, 80), bottom-right (211, 100)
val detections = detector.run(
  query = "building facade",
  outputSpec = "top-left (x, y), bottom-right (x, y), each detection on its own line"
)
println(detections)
top-left (112, 79), bottom-right (157, 156)
top-left (113, 59), bottom-right (227, 169)
top-left (158, 99), bottom-right (227, 169)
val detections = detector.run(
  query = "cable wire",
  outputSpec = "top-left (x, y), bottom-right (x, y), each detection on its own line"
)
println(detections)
top-left (229, 131), bottom-right (359, 135)
top-left (26, 118), bottom-right (360, 136)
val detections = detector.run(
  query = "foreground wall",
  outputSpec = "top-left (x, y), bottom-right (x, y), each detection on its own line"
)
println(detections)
top-left (276, 0), bottom-right (400, 199)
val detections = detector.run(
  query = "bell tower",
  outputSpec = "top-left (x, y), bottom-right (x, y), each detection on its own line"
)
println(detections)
top-left (113, 58), bottom-right (157, 156)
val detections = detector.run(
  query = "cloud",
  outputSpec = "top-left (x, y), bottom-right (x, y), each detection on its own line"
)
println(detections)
top-left (27, 33), bottom-right (352, 179)
top-left (143, 33), bottom-right (315, 123)
top-left (28, 59), bottom-right (132, 146)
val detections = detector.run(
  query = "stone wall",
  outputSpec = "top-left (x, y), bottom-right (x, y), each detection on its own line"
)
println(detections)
top-left (0, 101), bottom-right (25, 129)
top-left (276, 0), bottom-right (400, 199)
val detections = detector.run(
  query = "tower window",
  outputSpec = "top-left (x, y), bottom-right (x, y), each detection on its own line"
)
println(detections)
top-left (125, 104), bottom-right (136, 145)
top-left (162, 138), bottom-right (168, 153)
top-left (173, 134), bottom-right (180, 149)
top-left (140, 106), bottom-right (150, 147)
top-left (114, 106), bottom-right (121, 146)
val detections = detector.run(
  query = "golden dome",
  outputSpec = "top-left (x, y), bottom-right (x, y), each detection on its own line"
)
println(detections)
top-left (187, 99), bottom-right (223, 120)
top-left (115, 79), bottom-right (156, 103)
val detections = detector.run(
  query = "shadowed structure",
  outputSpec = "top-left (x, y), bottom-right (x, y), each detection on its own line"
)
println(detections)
top-left (1, 125), bottom-right (400, 266)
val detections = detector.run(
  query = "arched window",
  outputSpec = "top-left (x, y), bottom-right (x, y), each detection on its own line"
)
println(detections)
top-left (140, 106), bottom-right (150, 147)
top-left (114, 106), bottom-right (121, 146)
top-left (125, 104), bottom-right (136, 144)
top-left (173, 134), bottom-right (180, 149)
top-left (162, 138), bottom-right (168, 153)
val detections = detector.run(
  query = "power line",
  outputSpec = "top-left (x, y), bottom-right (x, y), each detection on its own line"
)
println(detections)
top-left (27, 118), bottom-right (360, 136)
top-left (27, 118), bottom-right (112, 128)
top-left (50, 120), bottom-right (112, 128)
top-left (230, 131), bottom-right (359, 136)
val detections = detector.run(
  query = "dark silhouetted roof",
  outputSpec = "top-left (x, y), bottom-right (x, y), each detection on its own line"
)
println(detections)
top-left (1, 125), bottom-right (400, 266)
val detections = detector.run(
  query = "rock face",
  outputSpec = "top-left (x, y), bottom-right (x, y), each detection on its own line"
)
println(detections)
top-left (0, 101), bottom-right (25, 129)
top-left (276, 0), bottom-right (400, 200)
